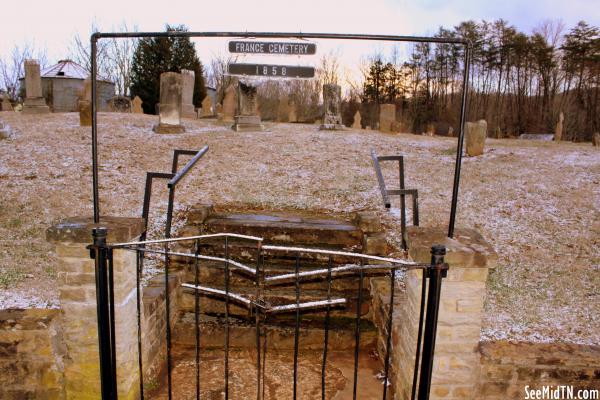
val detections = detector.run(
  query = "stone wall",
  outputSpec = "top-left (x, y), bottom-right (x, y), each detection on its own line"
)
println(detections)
top-left (477, 341), bottom-right (600, 399)
top-left (0, 309), bottom-right (65, 399)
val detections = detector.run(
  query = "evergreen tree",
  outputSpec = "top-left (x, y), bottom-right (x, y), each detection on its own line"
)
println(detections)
top-left (130, 25), bottom-right (207, 114)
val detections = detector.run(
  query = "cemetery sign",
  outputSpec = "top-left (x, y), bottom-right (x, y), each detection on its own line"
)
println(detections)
top-left (229, 41), bottom-right (317, 55)
top-left (228, 63), bottom-right (315, 78)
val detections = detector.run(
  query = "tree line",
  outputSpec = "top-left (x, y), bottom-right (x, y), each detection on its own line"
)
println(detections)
top-left (360, 20), bottom-right (599, 141)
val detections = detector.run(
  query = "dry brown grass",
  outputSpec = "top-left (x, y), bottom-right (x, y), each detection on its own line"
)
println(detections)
top-left (0, 111), bottom-right (598, 344)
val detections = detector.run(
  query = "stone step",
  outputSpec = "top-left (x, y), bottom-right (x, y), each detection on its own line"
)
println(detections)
top-left (202, 212), bottom-right (363, 250)
top-left (172, 312), bottom-right (377, 351)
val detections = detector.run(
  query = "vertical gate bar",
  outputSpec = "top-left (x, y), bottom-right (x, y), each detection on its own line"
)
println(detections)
top-left (90, 35), bottom-right (99, 223)
top-left (293, 252), bottom-right (301, 400)
top-left (136, 249), bottom-right (144, 400)
top-left (382, 268), bottom-right (396, 400)
top-left (413, 192), bottom-right (420, 227)
top-left (107, 251), bottom-right (117, 393)
top-left (224, 236), bottom-right (230, 400)
top-left (411, 269), bottom-right (428, 400)
top-left (352, 265), bottom-right (364, 400)
top-left (321, 256), bottom-right (333, 400)
top-left (194, 239), bottom-right (201, 400)
top-left (399, 157), bottom-right (408, 249)
top-left (448, 43), bottom-right (471, 238)
top-left (164, 240), bottom-right (173, 400)
top-left (255, 244), bottom-right (262, 400)
top-left (417, 246), bottom-right (447, 400)
top-left (91, 227), bottom-right (116, 399)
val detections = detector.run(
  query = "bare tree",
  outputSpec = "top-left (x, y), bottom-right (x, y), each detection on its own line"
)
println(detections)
top-left (207, 53), bottom-right (238, 103)
top-left (0, 42), bottom-right (48, 101)
top-left (69, 22), bottom-right (138, 96)
top-left (316, 49), bottom-right (341, 86)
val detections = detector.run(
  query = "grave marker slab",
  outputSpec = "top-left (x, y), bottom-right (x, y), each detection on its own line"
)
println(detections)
top-left (22, 59), bottom-right (49, 114)
top-left (319, 84), bottom-right (344, 130)
top-left (181, 69), bottom-right (196, 119)
top-left (153, 72), bottom-right (185, 134)
top-left (233, 82), bottom-right (263, 132)
top-left (132, 96), bottom-right (143, 113)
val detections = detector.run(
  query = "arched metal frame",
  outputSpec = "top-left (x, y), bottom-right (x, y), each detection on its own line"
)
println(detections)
top-left (89, 31), bottom-right (472, 238)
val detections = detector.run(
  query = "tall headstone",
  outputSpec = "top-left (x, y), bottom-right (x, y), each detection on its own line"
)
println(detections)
top-left (132, 96), bottom-right (143, 113)
top-left (1, 94), bottom-right (13, 111)
top-left (351, 110), bottom-right (362, 129)
top-left (153, 72), bottom-right (185, 134)
top-left (465, 120), bottom-right (487, 156)
top-left (288, 101), bottom-right (298, 123)
top-left (181, 69), bottom-right (196, 119)
top-left (201, 95), bottom-right (213, 117)
top-left (379, 104), bottom-right (396, 133)
top-left (319, 84), bottom-right (344, 130)
top-left (222, 85), bottom-right (236, 122)
top-left (277, 94), bottom-right (291, 122)
top-left (232, 82), bottom-right (263, 132)
top-left (0, 119), bottom-right (10, 139)
top-left (592, 132), bottom-right (600, 147)
top-left (554, 112), bottom-right (564, 141)
top-left (78, 78), bottom-right (92, 126)
top-left (22, 59), bottom-right (49, 114)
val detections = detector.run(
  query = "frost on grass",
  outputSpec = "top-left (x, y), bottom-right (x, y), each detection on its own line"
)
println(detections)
top-left (0, 112), bottom-right (598, 345)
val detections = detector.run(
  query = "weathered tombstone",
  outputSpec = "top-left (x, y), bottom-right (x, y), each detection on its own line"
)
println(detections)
top-left (222, 85), bottom-right (236, 122)
top-left (78, 78), bottom-right (92, 126)
top-left (1, 94), bottom-right (13, 111)
top-left (465, 120), bottom-right (487, 156)
top-left (554, 112), bottom-right (564, 141)
top-left (494, 126), bottom-right (501, 139)
top-left (181, 69), bottom-right (196, 119)
top-left (448, 126), bottom-right (455, 137)
top-left (319, 84), bottom-right (344, 130)
top-left (288, 101), bottom-right (297, 123)
top-left (232, 82), bottom-right (263, 132)
top-left (592, 132), bottom-right (600, 147)
top-left (22, 59), bottom-right (49, 114)
top-left (277, 94), bottom-right (290, 122)
top-left (424, 123), bottom-right (435, 136)
top-left (153, 72), bottom-right (185, 134)
top-left (351, 110), bottom-right (361, 129)
top-left (131, 96), bottom-right (143, 114)
top-left (216, 103), bottom-right (224, 120)
top-left (201, 95), bottom-right (213, 117)
top-left (379, 104), bottom-right (395, 133)
top-left (108, 96), bottom-right (132, 113)
top-left (0, 120), bottom-right (10, 139)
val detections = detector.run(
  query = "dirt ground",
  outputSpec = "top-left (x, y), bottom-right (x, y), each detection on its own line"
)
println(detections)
top-left (0, 111), bottom-right (598, 345)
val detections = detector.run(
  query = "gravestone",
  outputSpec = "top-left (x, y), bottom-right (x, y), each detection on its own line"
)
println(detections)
top-left (465, 120), bottom-right (487, 156)
top-left (216, 103), bottom-right (224, 120)
top-left (232, 82), bottom-right (263, 132)
top-left (108, 96), bottom-right (132, 113)
top-left (351, 110), bottom-right (361, 129)
top-left (379, 104), bottom-right (395, 133)
top-left (0, 120), bottom-right (10, 139)
top-left (424, 123), bottom-right (435, 136)
top-left (181, 69), bottom-right (196, 119)
top-left (448, 126), bottom-right (455, 137)
top-left (554, 112), bottom-right (564, 141)
top-left (78, 78), bottom-right (92, 126)
top-left (277, 94), bottom-right (290, 122)
top-left (592, 132), bottom-right (600, 147)
top-left (201, 95), bottom-right (213, 117)
top-left (319, 84), bottom-right (344, 130)
top-left (288, 101), bottom-right (298, 123)
top-left (222, 85), bottom-right (236, 122)
top-left (153, 72), bottom-right (185, 134)
top-left (22, 59), bottom-right (49, 114)
top-left (1, 94), bottom-right (13, 111)
top-left (132, 96), bottom-right (143, 113)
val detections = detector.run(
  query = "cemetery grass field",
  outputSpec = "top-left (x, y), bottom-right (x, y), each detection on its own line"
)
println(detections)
top-left (0, 111), bottom-right (598, 345)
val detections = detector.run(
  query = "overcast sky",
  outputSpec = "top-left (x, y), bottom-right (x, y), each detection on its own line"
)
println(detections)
top-left (1, 0), bottom-right (598, 77)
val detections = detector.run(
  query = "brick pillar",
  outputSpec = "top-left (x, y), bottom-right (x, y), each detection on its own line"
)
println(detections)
top-left (394, 226), bottom-right (497, 400)
top-left (46, 216), bottom-right (144, 400)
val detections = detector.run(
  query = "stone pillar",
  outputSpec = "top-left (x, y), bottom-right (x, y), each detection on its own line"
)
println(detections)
top-left (394, 226), bottom-right (497, 400)
top-left (232, 81), bottom-right (263, 132)
top-left (22, 59), bottom-right (50, 114)
top-left (46, 216), bottom-right (145, 400)
top-left (153, 72), bottom-right (185, 134)
top-left (319, 84), bottom-right (343, 130)
top-left (180, 69), bottom-right (196, 119)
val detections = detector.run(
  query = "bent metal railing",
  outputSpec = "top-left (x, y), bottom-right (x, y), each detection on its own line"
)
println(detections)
top-left (89, 229), bottom-right (448, 400)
